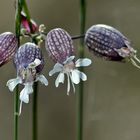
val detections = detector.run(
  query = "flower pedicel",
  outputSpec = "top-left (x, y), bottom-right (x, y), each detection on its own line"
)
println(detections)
top-left (7, 42), bottom-right (48, 115)
top-left (85, 24), bottom-right (140, 68)
top-left (45, 28), bottom-right (91, 95)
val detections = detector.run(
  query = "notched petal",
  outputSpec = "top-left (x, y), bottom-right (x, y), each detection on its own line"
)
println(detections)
top-left (79, 71), bottom-right (87, 81)
top-left (20, 83), bottom-right (33, 103)
top-left (71, 69), bottom-right (80, 84)
top-left (49, 63), bottom-right (63, 76)
top-left (59, 73), bottom-right (65, 84)
top-left (75, 58), bottom-right (92, 67)
top-left (6, 77), bottom-right (22, 92)
top-left (36, 74), bottom-right (48, 86)
top-left (55, 73), bottom-right (65, 87)
top-left (64, 56), bottom-right (75, 64)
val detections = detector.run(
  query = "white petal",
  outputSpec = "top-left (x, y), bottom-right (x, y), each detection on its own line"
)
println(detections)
top-left (34, 59), bottom-right (41, 66)
top-left (58, 73), bottom-right (65, 83)
top-left (28, 59), bottom-right (41, 68)
top-left (79, 71), bottom-right (87, 81)
top-left (49, 63), bottom-right (63, 76)
top-left (20, 83), bottom-right (33, 103)
top-left (75, 58), bottom-right (92, 67)
top-left (55, 73), bottom-right (65, 87)
top-left (63, 56), bottom-right (75, 64)
top-left (6, 77), bottom-right (22, 92)
top-left (36, 74), bottom-right (48, 86)
top-left (20, 90), bottom-right (29, 103)
top-left (71, 69), bottom-right (80, 84)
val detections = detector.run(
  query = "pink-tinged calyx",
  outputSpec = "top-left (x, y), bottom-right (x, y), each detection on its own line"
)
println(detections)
top-left (45, 28), bottom-right (74, 64)
top-left (0, 32), bottom-right (17, 66)
top-left (21, 12), bottom-right (38, 33)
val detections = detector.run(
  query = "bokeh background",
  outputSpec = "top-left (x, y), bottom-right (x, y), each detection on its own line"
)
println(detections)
top-left (0, 0), bottom-right (140, 140)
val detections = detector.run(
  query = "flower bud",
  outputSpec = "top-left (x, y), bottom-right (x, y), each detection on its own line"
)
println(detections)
top-left (21, 12), bottom-right (38, 33)
top-left (85, 24), bottom-right (140, 69)
top-left (45, 28), bottom-right (74, 64)
top-left (0, 32), bottom-right (17, 66)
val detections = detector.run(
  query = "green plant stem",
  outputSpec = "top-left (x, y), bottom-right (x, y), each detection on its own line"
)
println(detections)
top-left (22, 0), bottom-right (33, 33)
top-left (14, 85), bottom-right (19, 140)
top-left (14, 1), bottom-right (23, 140)
top-left (77, 0), bottom-right (86, 140)
top-left (32, 82), bottom-right (38, 140)
top-left (72, 35), bottom-right (85, 40)
top-left (22, 1), bottom-right (38, 140)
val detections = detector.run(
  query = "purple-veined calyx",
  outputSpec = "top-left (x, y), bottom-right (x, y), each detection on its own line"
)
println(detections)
top-left (0, 32), bottom-right (17, 66)
top-left (6, 42), bottom-right (48, 115)
top-left (45, 28), bottom-right (92, 94)
top-left (85, 24), bottom-right (140, 69)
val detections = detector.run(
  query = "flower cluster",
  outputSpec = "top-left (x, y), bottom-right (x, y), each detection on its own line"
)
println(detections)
top-left (1, 16), bottom-right (139, 114)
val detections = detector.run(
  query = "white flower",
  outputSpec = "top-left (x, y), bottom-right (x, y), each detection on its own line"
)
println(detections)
top-left (6, 59), bottom-right (48, 115)
top-left (49, 56), bottom-right (92, 95)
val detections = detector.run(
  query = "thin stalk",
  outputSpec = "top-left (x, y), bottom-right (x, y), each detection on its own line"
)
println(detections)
top-left (41, 32), bottom-right (85, 40)
top-left (77, 0), bottom-right (86, 140)
top-left (14, 0), bottom-right (23, 140)
top-left (22, 1), bottom-right (38, 140)
top-left (72, 35), bottom-right (85, 40)
top-left (14, 85), bottom-right (19, 140)
top-left (32, 82), bottom-right (38, 140)
top-left (22, 0), bottom-right (33, 33)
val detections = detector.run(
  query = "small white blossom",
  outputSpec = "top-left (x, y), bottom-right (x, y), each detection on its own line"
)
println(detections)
top-left (49, 56), bottom-right (92, 95)
top-left (7, 59), bottom-right (48, 115)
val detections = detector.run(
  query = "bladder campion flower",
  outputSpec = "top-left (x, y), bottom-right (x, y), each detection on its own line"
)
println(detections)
top-left (85, 24), bottom-right (140, 68)
top-left (45, 28), bottom-right (91, 95)
top-left (0, 32), bottom-right (17, 66)
top-left (7, 42), bottom-right (48, 115)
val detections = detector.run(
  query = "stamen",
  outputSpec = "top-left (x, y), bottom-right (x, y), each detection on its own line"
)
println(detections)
top-left (18, 101), bottom-right (23, 116)
top-left (69, 73), bottom-right (75, 93)
top-left (130, 58), bottom-right (140, 69)
top-left (67, 73), bottom-right (70, 95)
top-left (133, 55), bottom-right (140, 63)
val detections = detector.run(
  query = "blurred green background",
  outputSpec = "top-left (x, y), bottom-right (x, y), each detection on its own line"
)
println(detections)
top-left (0, 0), bottom-right (140, 140)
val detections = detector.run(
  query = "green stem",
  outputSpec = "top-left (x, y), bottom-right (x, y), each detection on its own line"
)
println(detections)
top-left (14, 85), bottom-right (19, 140)
top-left (14, 0), bottom-right (23, 140)
top-left (32, 82), bottom-right (38, 140)
top-left (22, 0), bottom-right (33, 33)
top-left (72, 35), bottom-right (85, 40)
top-left (22, 0), bottom-right (38, 44)
top-left (22, 1), bottom-right (38, 140)
top-left (77, 0), bottom-right (86, 140)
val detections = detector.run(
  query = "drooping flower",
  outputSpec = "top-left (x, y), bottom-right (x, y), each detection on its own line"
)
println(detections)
top-left (21, 12), bottom-right (38, 33)
top-left (0, 32), bottom-right (17, 66)
top-left (45, 28), bottom-right (91, 95)
top-left (7, 42), bottom-right (48, 115)
top-left (85, 24), bottom-right (140, 68)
